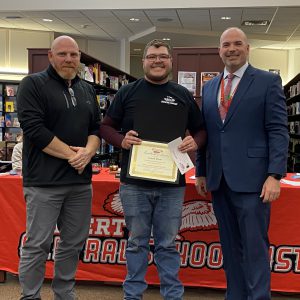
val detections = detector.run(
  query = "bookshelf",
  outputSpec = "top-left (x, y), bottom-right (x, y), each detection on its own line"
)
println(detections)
top-left (284, 73), bottom-right (300, 172)
top-left (28, 48), bottom-right (137, 167)
top-left (0, 81), bottom-right (21, 161)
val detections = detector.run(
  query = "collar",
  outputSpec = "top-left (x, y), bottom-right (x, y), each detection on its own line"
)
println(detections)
top-left (47, 64), bottom-right (80, 87)
top-left (223, 62), bottom-right (249, 79)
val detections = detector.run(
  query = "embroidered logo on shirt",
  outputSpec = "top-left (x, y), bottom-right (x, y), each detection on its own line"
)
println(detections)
top-left (161, 95), bottom-right (178, 106)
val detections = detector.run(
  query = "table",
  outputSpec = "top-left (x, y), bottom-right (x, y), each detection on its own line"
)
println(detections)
top-left (0, 169), bottom-right (299, 292)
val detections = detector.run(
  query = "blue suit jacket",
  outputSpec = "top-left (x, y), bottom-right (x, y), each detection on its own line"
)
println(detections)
top-left (196, 65), bottom-right (289, 193)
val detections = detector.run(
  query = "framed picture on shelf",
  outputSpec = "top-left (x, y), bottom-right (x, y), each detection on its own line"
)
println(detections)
top-left (200, 72), bottom-right (220, 95)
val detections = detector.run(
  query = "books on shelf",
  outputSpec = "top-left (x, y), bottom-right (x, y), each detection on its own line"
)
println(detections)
top-left (78, 62), bottom-right (129, 90)
top-left (4, 113), bottom-right (19, 128)
top-left (5, 100), bottom-right (14, 112)
top-left (5, 84), bottom-right (18, 97)
top-left (4, 127), bottom-right (22, 141)
top-left (0, 114), bottom-right (4, 128)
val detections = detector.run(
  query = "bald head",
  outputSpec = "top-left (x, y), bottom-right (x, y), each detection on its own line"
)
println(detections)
top-left (48, 35), bottom-right (81, 81)
top-left (219, 27), bottom-right (249, 73)
top-left (220, 27), bottom-right (248, 46)
top-left (51, 35), bottom-right (79, 52)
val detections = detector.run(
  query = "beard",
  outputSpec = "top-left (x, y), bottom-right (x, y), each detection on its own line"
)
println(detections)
top-left (144, 65), bottom-right (172, 83)
top-left (51, 62), bottom-right (78, 80)
top-left (57, 68), bottom-right (77, 80)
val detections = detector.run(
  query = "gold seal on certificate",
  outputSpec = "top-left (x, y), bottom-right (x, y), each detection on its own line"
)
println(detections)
top-left (128, 141), bottom-right (178, 183)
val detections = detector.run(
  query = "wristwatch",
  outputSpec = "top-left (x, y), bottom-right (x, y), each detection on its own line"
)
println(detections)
top-left (268, 173), bottom-right (283, 180)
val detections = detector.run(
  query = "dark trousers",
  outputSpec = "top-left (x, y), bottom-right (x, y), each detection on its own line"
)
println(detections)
top-left (212, 177), bottom-right (271, 300)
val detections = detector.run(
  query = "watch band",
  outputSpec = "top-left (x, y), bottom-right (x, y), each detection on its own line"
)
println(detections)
top-left (268, 173), bottom-right (283, 180)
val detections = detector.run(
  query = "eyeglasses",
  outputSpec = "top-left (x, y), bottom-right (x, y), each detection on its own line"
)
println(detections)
top-left (68, 88), bottom-right (77, 107)
top-left (145, 54), bottom-right (171, 62)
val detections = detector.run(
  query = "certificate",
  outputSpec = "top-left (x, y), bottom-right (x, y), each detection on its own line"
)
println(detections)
top-left (128, 141), bottom-right (178, 183)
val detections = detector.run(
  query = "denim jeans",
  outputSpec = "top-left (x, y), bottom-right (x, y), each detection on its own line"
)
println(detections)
top-left (119, 183), bottom-right (185, 300)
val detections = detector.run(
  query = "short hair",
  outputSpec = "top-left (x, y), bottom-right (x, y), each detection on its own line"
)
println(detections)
top-left (143, 39), bottom-right (172, 58)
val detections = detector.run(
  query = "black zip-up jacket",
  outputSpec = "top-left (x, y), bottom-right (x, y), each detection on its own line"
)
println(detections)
top-left (17, 65), bottom-right (100, 187)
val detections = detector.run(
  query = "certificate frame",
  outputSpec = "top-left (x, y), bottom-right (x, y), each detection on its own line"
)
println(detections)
top-left (127, 140), bottom-right (179, 183)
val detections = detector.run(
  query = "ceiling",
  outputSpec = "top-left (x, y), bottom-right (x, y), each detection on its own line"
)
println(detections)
top-left (0, 6), bottom-right (300, 55)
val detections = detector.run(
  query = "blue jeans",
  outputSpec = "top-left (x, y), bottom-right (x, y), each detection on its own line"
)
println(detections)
top-left (119, 183), bottom-right (185, 300)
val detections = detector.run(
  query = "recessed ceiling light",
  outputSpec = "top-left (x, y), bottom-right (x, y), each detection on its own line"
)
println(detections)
top-left (242, 20), bottom-right (270, 26)
top-left (162, 38), bottom-right (171, 41)
top-left (133, 48), bottom-right (141, 51)
top-left (42, 18), bottom-right (53, 22)
top-left (221, 16), bottom-right (231, 20)
top-left (129, 18), bottom-right (140, 22)
top-left (5, 16), bottom-right (22, 19)
top-left (80, 24), bottom-right (89, 28)
top-left (157, 18), bottom-right (173, 22)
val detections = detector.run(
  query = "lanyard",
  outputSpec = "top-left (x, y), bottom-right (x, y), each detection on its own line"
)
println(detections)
top-left (220, 78), bottom-right (239, 112)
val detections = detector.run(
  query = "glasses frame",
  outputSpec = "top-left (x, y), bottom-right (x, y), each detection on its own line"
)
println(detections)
top-left (144, 54), bottom-right (171, 62)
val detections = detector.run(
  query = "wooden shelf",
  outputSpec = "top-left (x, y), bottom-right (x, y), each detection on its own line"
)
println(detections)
top-left (286, 93), bottom-right (300, 105)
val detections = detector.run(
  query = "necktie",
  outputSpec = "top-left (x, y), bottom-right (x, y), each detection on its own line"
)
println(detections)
top-left (219, 73), bottom-right (234, 121)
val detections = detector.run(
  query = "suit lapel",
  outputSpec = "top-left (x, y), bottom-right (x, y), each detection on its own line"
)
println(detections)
top-left (223, 65), bottom-right (255, 126)
top-left (208, 74), bottom-right (223, 127)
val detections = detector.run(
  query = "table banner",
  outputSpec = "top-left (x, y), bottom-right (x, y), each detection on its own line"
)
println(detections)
top-left (0, 170), bottom-right (299, 292)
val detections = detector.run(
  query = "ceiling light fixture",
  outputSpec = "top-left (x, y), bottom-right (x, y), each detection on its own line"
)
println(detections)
top-left (221, 16), bottom-right (231, 20)
top-left (162, 38), bottom-right (171, 41)
top-left (129, 18), bottom-right (140, 22)
top-left (42, 18), bottom-right (53, 22)
top-left (242, 20), bottom-right (270, 26)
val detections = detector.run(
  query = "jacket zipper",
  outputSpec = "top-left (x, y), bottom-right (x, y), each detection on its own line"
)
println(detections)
top-left (63, 91), bottom-right (70, 109)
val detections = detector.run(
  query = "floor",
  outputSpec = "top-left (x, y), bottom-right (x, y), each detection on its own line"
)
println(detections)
top-left (0, 273), bottom-right (298, 300)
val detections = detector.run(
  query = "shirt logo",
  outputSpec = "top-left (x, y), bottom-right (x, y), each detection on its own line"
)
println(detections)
top-left (161, 95), bottom-right (178, 106)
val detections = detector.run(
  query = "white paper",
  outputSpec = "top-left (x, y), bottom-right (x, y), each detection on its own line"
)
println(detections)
top-left (168, 137), bottom-right (194, 175)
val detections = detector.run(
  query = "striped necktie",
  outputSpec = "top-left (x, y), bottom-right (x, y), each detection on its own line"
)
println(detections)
top-left (219, 73), bottom-right (234, 121)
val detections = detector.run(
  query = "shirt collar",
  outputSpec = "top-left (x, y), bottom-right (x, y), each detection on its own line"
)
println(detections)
top-left (223, 62), bottom-right (249, 79)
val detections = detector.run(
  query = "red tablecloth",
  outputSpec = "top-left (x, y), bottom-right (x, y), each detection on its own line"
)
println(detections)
top-left (0, 169), bottom-right (299, 292)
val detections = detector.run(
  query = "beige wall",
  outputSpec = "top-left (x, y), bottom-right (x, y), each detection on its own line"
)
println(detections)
top-left (294, 49), bottom-right (300, 78)
top-left (250, 48), bottom-right (289, 84)
top-left (0, 29), bottom-right (122, 80)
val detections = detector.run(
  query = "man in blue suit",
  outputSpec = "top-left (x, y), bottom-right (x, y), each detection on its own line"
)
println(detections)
top-left (195, 27), bottom-right (289, 300)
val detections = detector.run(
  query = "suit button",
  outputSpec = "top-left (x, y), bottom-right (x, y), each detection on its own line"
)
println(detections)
top-left (221, 130), bottom-right (225, 133)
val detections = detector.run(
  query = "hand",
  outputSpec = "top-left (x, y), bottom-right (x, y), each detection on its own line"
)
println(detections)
top-left (68, 146), bottom-right (93, 173)
top-left (260, 176), bottom-right (281, 203)
top-left (121, 130), bottom-right (142, 150)
top-left (195, 176), bottom-right (207, 197)
top-left (178, 136), bottom-right (198, 153)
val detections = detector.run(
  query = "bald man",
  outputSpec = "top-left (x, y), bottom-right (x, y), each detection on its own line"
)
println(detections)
top-left (195, 28), bottom-right (288, 300)
top-left (17, 35), bottom-right (100, 300)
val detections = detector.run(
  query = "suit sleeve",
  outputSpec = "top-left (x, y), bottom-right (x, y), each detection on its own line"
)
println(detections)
top-left (265, 74), bottom-right (289, 175)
